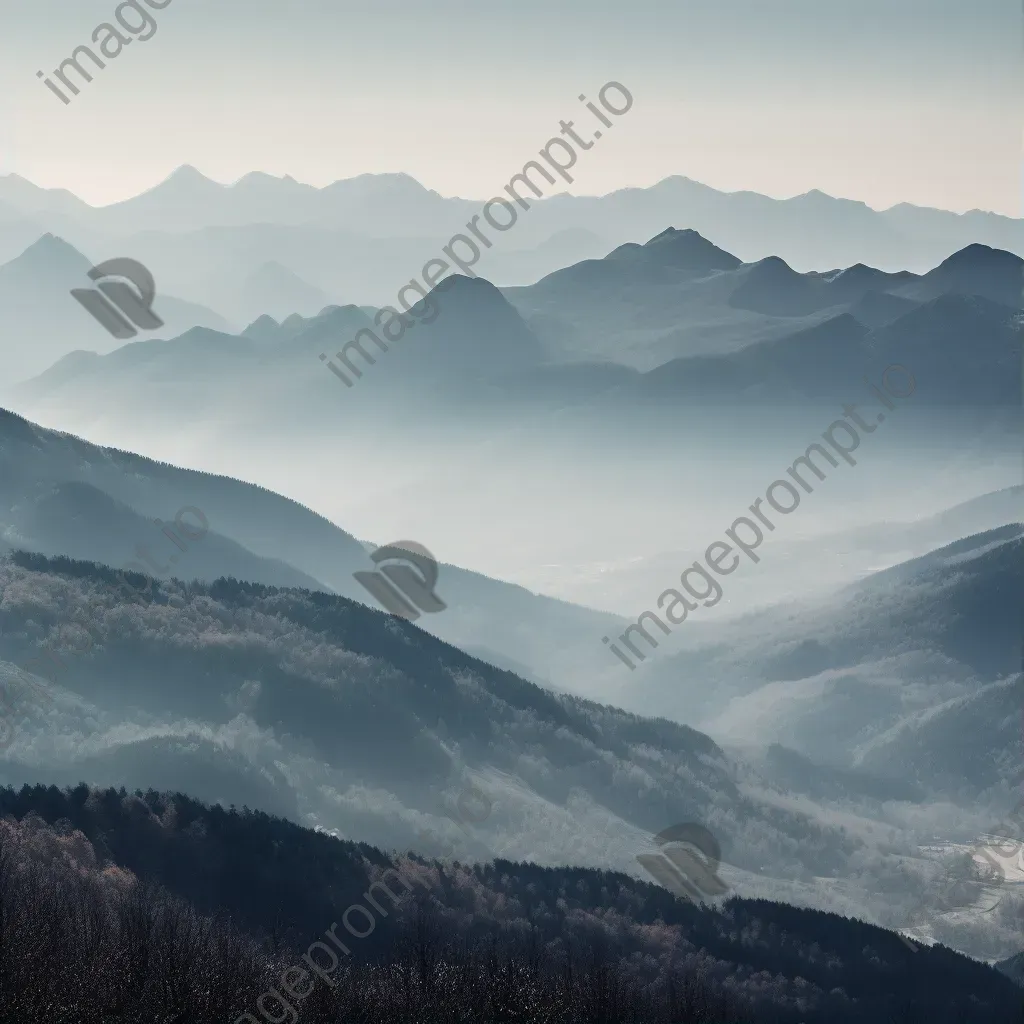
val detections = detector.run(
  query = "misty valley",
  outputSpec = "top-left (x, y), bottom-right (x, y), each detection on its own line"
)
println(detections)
top-left (0, 13), bottom-right (1021, 1017)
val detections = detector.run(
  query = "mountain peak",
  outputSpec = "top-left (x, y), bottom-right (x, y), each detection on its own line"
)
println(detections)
top-left (167, 164), bottom-right (211, 182)
top-left (607, 227), bottom-right (741, 272)
top-left (23, 231), bottom-right (73, 251)
top-left (793, 188), bottom-right (834, 203)
top-left (7, 233), bottom-right (90, 275)
top-left (938, 242), bottom-right (1023, 270)
top-left (233, 170), bottom-right (312, 194)
top-left (747, 254), bottom-right (796, 274)
top-left (242, 314), bottom-right (281, 342)
top-left (151, 165), bottom-right (220, 195)
top-left (322, 171), bottom-right (431, 198)
top-left (235, 170), bottom-right (281, 185)
top-left (918, 243), bottom-right (1024, 307)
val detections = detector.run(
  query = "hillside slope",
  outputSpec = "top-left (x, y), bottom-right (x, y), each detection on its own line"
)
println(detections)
top-left (1, 782), bottom-right (1020, 1024)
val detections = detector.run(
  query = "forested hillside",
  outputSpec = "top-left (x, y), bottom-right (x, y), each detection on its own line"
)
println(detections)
top-left (1, 783), bottom-right (1021, 1023)
top-left (0, 550), bottom-right (860, 889)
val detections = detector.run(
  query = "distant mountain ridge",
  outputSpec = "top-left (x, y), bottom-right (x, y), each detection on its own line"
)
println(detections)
top-left (6, 231), bottom-right (1019, 461)
top-left (0, 406), bottom-right (623, 693)
top-left (505, 229), bottom-right (1023, 395)
top-left (0, 234), bottom-right (233, 383)
top-left (5, 167), bottom-right (1024, 284)
top-left (632, 524), bottom-right (1024, 800)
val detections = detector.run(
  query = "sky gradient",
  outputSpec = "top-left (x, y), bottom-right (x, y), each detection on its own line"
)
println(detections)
top-left (2, 0), bottom-right (1021, 214)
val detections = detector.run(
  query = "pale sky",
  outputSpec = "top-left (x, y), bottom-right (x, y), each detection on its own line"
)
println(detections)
top-left (1, 0), bottom-right (1020, 215)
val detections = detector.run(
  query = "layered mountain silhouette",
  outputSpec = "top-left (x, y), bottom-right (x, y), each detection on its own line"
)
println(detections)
top-left (7, 231), bottom-right (1018, 506)
top-left (7, 167), bottom-right (1024, 277)
top-left (631, 525), bottom-right (1024, 801)
top-left (901, 243), bottom-right (1024, 306)
top-left (504, 231), bottom-right (1022, 411)
top-left (632, 293), bottom-right (1021, 407)
top-left (9, 227), bottom-right (1021, 410)
top-left (0, 548), bottom-right (845, 891)
top-left (0, 407), bottom-right (622, 693)
top-left (604, 226), bottom-right (743, 272)
top-left (9, 268), bottom-right (555, 438)
top-left (0, 235), bottom-right (231, 383)
top-left (0, 478), bottom-right (323, 592)
top-left (0, 186), bottom-right (1019, 969)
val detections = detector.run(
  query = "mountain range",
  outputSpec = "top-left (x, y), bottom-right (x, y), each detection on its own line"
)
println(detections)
top-left (0, 401), bottom-right (1020, 957)
top-left (0, 406), bottom-right (624, 694)
top-left (5, 228), bottom-right (1021, 428)
top-left (5, 167), bottom-right (1024, 279)
top-left (0, 234), bottom-right (231, 383)
top-left (0, 171), bottom-right (1020, 974)
top-left (628, 525), bottom-right (1024, 803)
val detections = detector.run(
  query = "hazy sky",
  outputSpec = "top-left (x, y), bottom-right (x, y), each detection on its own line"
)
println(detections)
top-left (2, 0), bottom-right (1020, 214)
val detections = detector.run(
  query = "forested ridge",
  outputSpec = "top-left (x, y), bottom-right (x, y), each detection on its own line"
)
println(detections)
top-left (0, 783), bottom-right (1020, 1023)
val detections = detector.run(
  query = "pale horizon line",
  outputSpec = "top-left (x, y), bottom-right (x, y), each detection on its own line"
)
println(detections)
top-left (2, 166), bottom-right (1017, 222)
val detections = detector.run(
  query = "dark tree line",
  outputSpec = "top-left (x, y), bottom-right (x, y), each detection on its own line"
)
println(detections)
top-left (0, 814), bottom-right (747, 1023)
top-left (0, 784), bottom-right (1019, 1022)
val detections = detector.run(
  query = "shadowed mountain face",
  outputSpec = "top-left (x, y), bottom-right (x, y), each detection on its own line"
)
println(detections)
top-left (604, 227), bottom-right (743, 273)
top-left (901, 243), bottom-right (1024, 306)
top-left (630, 292), bottom-right (1022, 407)
top-left (504, 230), bottom-right (821, 369)
top-left (1, 234), bottom-right (1017, 665)
top-left (629, 525), bottom-right (1024, 800)
top-left (9, 270), bottom-right (550, 429)
top-left (0, 478), bottom-right (324, 593)
top-left (0, 407), bottom-right (623, 694)
top-left (0, 406), bottom-right (369, 582)
top-left (267, 274), bottom-right (549, 387)
top-left (997, 951), bottom-right (1024, 986)
top-left (377, 275), bottom-right (548, 387)
top-left (499, 235), bottom-right (1022, 423)
top-left (0, 551), bottom-right (864, 893)
top-left (6, 233), bottom-right (1020, 434)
